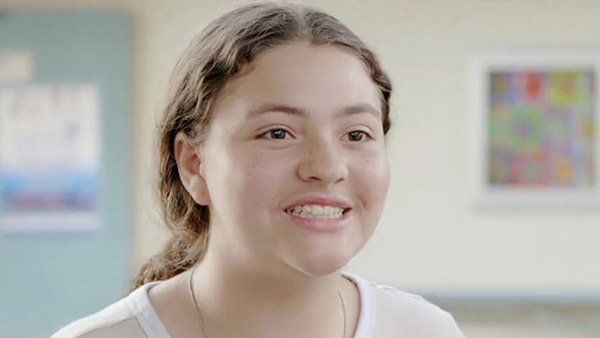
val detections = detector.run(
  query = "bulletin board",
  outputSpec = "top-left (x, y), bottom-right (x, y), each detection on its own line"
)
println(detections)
top-left (0, 8), bottom-right (131, 338)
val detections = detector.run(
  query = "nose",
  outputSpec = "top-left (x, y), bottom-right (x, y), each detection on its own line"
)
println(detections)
top-left (296, 135), bottom-right (348, 185)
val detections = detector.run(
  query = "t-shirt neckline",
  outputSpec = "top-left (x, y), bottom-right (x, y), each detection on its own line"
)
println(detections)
top-left (127, 270), bottom-right (375, 338)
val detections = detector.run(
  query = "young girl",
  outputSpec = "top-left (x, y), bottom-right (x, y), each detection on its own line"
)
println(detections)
top-left (53, 2), bottom-right (464, 337)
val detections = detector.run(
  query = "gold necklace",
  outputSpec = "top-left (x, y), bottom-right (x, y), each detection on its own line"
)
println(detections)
top-left (187, 264), bottom-right (347, 338)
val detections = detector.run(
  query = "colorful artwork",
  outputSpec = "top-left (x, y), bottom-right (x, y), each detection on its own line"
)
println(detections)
top-left (488, 69), bottom-right (596, 187)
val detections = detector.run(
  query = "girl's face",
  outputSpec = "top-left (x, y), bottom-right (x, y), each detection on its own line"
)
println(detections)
top-left (198, 41), bottom-right (389, 277)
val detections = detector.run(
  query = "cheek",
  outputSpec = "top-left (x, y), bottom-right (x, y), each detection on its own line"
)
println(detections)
top-left (231, 150), bottom-right (290, 211)
top-left (347, 150), bottom-right (389, 249)
top-left (353, 150), bottom-right (390, 210)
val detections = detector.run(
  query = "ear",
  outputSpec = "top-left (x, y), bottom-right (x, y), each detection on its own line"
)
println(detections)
top-left (174, 131), bottom-right (210, 206)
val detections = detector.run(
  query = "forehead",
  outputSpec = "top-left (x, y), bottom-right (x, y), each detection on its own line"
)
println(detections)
top-left (213, 41), bottom-right (382, 120)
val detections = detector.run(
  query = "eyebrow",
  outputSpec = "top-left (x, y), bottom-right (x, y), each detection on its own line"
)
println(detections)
top-left (247, 102), bottom-right (381, 119)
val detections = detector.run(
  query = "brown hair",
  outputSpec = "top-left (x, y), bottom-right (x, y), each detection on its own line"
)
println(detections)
top-left (130, 1), bottom-right (392, 291)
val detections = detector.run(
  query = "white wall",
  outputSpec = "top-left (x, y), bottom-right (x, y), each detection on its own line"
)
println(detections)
top-left (7, 0), bottom-right (600, 293)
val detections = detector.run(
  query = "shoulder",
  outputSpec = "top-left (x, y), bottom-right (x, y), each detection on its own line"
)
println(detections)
top-left (50, 291), bottom-right (146, 338)
top-left (365, 278), bottom-right (465, 338)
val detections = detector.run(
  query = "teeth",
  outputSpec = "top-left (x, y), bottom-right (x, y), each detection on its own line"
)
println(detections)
top-left (286, 204), bottom-right (345, 219)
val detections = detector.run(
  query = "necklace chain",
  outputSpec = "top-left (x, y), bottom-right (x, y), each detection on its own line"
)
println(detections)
top-left (188, 264), bottom-right (347, 338)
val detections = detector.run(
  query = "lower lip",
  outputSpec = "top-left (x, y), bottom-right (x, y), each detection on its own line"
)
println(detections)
top-left (283, 208), bottom-right (352, 233)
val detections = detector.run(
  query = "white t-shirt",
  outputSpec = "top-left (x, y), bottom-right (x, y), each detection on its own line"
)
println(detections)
top-left (51, 271), bottom-right (465, 338)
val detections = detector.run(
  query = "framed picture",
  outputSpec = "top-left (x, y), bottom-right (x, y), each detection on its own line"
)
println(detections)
top-left (468, 48), bottom-right (600, 209)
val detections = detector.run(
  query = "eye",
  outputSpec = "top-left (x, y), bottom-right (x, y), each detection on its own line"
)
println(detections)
top-left (346, 130), bottom-right (372, 142)
top-left (259, 128), bottom-right (292, 140)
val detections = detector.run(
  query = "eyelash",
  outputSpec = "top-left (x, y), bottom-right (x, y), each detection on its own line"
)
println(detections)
top-left (258, 128), bottom-right (373, 142)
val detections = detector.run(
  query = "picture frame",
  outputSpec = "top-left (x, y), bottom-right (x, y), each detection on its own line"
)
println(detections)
top-left (468, 47), bottom-right (600, 209)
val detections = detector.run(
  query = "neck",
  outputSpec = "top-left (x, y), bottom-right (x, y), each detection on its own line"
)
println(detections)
top-left (190, 238), bottom-right (348, 338)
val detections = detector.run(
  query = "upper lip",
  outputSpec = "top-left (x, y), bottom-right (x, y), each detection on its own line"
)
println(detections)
top-left (283, 193), bottom-right (353, 211)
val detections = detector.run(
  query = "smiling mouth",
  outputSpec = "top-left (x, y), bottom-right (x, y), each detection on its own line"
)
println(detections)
top-left (284, 205), bottom-right (352, 219)
top-left (283, 206), bottom-right (352, 232)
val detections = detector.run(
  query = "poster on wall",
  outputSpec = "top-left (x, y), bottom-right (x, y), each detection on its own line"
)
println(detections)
top-left (0, 84), bottom-right (101, 233)
top-left (468, 48), bottom-right (600, 209)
